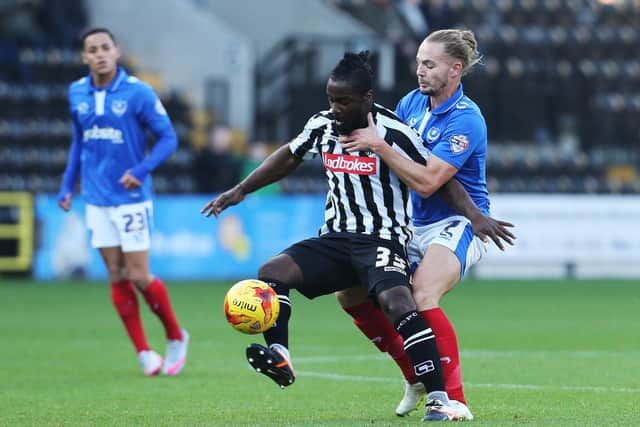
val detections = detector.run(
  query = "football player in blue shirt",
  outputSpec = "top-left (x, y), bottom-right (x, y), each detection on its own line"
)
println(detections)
top-left (337, 29), bottom-right (515, 420)
top-left (57, 28), bottom-right (189, 376)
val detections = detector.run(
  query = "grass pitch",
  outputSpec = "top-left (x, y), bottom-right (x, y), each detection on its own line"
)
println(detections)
top-left (0, 279), bottom-right (638, 426)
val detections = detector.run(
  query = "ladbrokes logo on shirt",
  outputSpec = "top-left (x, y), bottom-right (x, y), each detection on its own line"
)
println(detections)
top-left (322, 152), bottom-right (377, 175)
top-left (83, 125), bottom-right (124, 144)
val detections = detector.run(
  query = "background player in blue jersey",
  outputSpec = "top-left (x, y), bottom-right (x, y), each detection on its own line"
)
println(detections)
top-left (57, 28), bottom-right (189, 376)
top-left (337, 29), bottom-right (515, 419)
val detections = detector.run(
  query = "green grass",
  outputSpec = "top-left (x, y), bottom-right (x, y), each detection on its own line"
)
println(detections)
top-left (0, 279), bottom-right (639, 426)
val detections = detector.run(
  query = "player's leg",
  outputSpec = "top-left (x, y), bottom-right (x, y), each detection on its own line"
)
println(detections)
top-left (412, 244), bottom-right (463, 397)
top-left (88, 203), bottom-right (158, 374)
top-left (359, 239), bottom-right (469, 421)
top-left (245, 252), bottom-right (304, 388)
top-left (115, 201), bottom-right (188, 375)
top-left (99, 246), bottom-right (152, 356)
top-left (248, 235), bottom-right (355, 388)
top-left (335, 287), bottom-right (418, 391)
top-left (407, 218), bottom-right (485, 418)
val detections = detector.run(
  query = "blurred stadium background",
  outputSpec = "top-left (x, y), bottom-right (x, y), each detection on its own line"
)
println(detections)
top-left (1, 2), bottom-right (639, 426)
top-left (1, 0), bottom-right (639, 280)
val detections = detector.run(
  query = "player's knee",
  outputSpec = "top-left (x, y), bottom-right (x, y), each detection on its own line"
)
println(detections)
top-left (105, 265), bottom-right (124, 283)
top-left (376, 286), bottom-right (415, 320)
top-left (412, 287), bottom-right (441, 311)
top-left (258, 254), bottom-right (302, 288)
top-left (128, 270), bottom-right (151, 288)
top-left (335, 287), bottom-right (368, 308)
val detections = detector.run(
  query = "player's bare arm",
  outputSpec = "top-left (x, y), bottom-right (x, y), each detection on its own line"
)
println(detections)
top-left (438, 179), bottom-right (515, 250)
top-left (340, 112), bottom-right (453, 198)
top-left (201, 144), bottom-right (302, 218)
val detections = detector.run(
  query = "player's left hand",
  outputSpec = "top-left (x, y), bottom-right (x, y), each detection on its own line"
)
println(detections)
top-left (119, 171), bottom-right (142, 190)
top-left (339, 112), bottom-right (383, 153)
top-left (469, 214), bottom-right (515, 251)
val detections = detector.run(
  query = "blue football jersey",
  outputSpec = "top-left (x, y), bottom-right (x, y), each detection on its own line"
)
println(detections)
top-left (395, 84), bottom-right (490, 225)
top-left (58, 67), bottom-right (177, 206)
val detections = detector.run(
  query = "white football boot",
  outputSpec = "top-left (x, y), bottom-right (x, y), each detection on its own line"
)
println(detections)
top-left (162, 328), bottom-right (189, 376)
top-left (395, 380), bottom-right (426, 416)
top-left (138, 350), bottom-right (163, 376)
top-left (423, 397), bottom-right (474, 421)
top-left (450, 400), bottom-right (474, 420)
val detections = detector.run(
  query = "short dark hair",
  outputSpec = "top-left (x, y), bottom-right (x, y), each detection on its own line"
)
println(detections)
top-left (80, 27), bottom-right (117, 48)
top-left (330, 51), bottom-right (374, 95)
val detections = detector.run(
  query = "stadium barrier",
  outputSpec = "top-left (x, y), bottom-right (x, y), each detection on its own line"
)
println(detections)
top-left (475, 194), bottom-right (640, 279)
top-left (33, 194), bottom-right (640, 280)
top-left (34, 194), bottom-right (324, 280)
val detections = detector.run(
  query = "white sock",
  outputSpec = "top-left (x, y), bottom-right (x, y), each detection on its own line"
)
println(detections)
top-left (269, 343), bottom-right (291, 364)
top-left (427, 391), bottom-right (450, 404)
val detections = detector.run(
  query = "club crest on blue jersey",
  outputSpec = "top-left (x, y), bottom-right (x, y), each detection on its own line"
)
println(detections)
top-left (77, 102), bottom-right (89, 115)
top-left (426, 127), bottom-right (441, 143)
top-left (155, 99), bottom-right (167, 116)
top-left (408, 117), bottom-right (418, 127)
top-left (111, 99), bottom-right (128, 116)
top-left (449, 134), bottom-right (469, 154)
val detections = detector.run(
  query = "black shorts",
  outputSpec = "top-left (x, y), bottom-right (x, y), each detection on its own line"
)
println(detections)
top-left (282, 232), bottom-right (411, 299)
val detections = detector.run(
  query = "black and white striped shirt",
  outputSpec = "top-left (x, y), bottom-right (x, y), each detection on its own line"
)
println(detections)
top-left (289, 104), bottom-right (430, 247)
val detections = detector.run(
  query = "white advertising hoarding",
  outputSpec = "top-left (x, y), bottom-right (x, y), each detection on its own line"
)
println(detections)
top-left (475, 194), bottom-right (640, 278)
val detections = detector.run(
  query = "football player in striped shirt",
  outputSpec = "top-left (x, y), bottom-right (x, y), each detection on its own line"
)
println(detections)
top-left (337, 29), bottom-right (515, 420)
top-left (58, 28), bottom-right (188, 376)
top-left (202, 51), bottom-right (496, 422)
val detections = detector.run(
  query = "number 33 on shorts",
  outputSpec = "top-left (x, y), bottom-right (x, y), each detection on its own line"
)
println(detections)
top-left (375, 246), bottom-right (408, 274)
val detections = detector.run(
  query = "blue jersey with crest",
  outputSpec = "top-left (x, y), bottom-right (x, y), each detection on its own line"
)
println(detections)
top-left (395, 83), bottom-right (489, 225)
top-left (58, 67), bottom-right (177, 206)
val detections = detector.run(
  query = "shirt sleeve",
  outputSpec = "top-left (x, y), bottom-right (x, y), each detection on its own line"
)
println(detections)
top-left (384, 125), bottom-right (430, 166)
top-left (288, 114), bottom-right (327, 160)
top-left (58, 92), bottom-right (83, 201)
top-left (431, 111), bottom-right (485, 170)
top-left (395, 95), bottom-right (409, 122)
top-left (129, 86), bottom-right (178, 181)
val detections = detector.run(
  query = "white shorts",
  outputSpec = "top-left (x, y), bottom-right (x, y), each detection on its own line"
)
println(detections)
top-left (408, 215), bottom-right (488, 278)
top-left (86, 201), bottom-right (153, 252)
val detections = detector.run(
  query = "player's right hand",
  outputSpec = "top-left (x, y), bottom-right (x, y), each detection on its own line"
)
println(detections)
top-left (200, 185), bottom-right (245, 218)
top-left (58, 193), bottom-right (72, 212)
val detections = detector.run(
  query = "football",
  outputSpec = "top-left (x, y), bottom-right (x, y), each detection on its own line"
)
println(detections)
top-left (223, 279), bottom-right (280, 334)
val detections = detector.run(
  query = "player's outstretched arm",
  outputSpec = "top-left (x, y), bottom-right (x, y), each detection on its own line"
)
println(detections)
top-left (438, 178), bottom-right (515, 250)
top-left (201, 144), bottom-right (302, 218)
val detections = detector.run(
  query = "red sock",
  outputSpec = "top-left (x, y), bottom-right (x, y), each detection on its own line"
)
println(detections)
top-left (141, 277), bottom-right (182, 341)
top-left (343, 300), bottom-right (418, 384)
top-left (420, 308), bottom-right (466, 403)
top-left (111, 279), bottom-right (150, 353)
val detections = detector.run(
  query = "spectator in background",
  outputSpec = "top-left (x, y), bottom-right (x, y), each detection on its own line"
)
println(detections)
top-left (42, 0), bottom-right (87, 45)
top-left (420, 0), bottom-right (457, 32)
top-left (242, 142), bottom-right (281, 195)
top-left (194, 126), bottom-right (243, 193)
top-left (57, 28), bottom-right (189, 377)
top-left (0, 0), bottom-right (45, 45)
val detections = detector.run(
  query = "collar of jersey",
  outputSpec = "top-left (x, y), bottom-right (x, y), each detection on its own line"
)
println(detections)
top-left (85, 66), bottom-right (127, 93)
top-left (428, 83), bottom-right (464, 116)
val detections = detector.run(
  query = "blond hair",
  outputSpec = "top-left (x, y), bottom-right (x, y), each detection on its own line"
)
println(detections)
top-left (426, 29), bottom-right (482, 76)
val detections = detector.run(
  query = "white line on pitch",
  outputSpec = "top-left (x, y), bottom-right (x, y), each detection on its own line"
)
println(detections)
top-left (294, 350), bottom-right (640, 363)
top-left (295, 371), bottom-right (640, 394)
